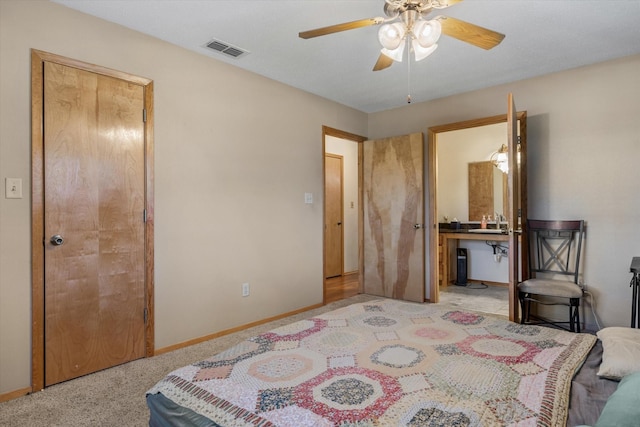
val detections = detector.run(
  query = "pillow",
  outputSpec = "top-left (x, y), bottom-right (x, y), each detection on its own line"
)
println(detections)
top-left (595, 371), bottom-right (640, 427)
top-left (597, 327), bottom-right (640, 380)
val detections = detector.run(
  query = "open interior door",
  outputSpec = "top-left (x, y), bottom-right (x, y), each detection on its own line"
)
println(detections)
top-left (363, 133), bottom-right (425, 302)
top-left (507, 93), bottom-right (523, 322)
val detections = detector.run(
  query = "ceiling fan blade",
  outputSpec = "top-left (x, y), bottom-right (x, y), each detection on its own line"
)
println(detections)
top-left (299, 17), bottom-right (384, 39)
top-left (437, 0), bottom-right (464, 7)
top-left (373, 53), bottom-right (394, 71)
top-left (437, 16), bottom-right (505, 50)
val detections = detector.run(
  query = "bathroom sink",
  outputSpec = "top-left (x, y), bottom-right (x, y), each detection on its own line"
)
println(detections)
top-left (467, 229), bottom-right (505, 234)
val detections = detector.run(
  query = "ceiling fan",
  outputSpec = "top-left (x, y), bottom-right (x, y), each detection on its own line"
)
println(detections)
top-left (299, 0), bottom-right (505, 71)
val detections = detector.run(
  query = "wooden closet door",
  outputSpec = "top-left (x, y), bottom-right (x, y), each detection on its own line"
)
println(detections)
top-left (325, 154), bottom-right (344, 278)
top-left (43, 62), bottom-right (146, 385)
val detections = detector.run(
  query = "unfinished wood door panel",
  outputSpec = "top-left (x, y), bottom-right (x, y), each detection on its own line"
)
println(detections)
top-left (324, 154), bottom-right (343, 278)
top-left (468, 161), bottom-right (494, 221)
top-left (363, 133), bottom-right (424, 302)
top-left (43, 61), bottom-right (146, 386)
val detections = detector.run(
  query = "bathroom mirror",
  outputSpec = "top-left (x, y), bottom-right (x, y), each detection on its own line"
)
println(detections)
top-left (468, 161), bottom-right (506, 222)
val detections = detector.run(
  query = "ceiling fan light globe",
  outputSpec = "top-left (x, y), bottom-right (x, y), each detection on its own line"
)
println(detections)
top-left (383, 2), bottom-right (400, 18)
top-left (378, 23), bottom-right (405, 50)
top-left (381, 42), bottom-right (405, 62)
top-left (412, 41), bottom-right (438, 61)
top-left (414, 19), bottom-right (442, 48)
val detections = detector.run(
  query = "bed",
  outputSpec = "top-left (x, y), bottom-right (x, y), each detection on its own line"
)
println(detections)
top-left (147, 298), bottom-right (618, 426)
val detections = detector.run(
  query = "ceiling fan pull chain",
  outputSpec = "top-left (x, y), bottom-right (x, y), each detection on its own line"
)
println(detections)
top-left (407, 41), bottom-right (412, 104)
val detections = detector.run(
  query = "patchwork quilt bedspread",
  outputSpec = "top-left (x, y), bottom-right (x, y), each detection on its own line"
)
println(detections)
top-left (147, 299), bottom-right (596, 426)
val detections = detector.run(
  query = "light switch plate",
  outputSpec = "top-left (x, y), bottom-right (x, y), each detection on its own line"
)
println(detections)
top-left (5, 178), bottom-right (22, 199)
top-left (304, 192), bottom-right (313, 204)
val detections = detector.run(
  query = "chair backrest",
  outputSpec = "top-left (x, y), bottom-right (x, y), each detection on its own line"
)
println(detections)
top-left (527, 219), bottom-right (585, 284)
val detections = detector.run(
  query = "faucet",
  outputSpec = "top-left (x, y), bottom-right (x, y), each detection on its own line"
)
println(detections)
top-left (495, 212), bottom-right (501, 230)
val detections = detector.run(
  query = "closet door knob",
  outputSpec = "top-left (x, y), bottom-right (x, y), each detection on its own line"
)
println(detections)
top-left (50, 235), bottom-right (64, 246)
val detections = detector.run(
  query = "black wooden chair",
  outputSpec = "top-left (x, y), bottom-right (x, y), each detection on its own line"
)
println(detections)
top-left (518, 219), bottom-right (585, 332)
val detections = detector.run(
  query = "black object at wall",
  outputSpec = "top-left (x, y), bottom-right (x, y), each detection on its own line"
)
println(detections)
top-left (455, 248), bottom-right (468, 286)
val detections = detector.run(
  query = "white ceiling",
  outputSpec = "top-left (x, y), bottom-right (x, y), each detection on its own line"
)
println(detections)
top-left (52, 0), bottom-right (640, 113)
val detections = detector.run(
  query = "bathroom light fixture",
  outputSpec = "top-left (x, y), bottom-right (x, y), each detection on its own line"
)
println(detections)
top-left (491, 144), bottom-right (509, 173)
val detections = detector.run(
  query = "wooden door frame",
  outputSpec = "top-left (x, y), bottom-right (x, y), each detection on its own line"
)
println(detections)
top-left (30, 50), bottom-right (155, 392)
top-left (322, 126), bottom-right (366, 304)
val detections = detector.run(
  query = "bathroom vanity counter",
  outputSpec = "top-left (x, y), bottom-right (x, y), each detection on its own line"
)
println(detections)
top-left (441, 230), bottom-right (509, 240)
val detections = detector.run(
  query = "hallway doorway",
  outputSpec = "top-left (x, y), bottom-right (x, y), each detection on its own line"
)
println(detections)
top-left (322, 127), bottom-right (365, 303)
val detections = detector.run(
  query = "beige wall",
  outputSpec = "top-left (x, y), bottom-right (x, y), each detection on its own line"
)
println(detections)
top-left (0, 0), bottom-right (367, 394)
top-left (369, 55), bottom-right (640, 330)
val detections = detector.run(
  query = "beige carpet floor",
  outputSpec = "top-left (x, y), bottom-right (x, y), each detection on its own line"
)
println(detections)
top-left (0, 290), bottom-right (510, 426)
top-left (438, 283), bottom-right (510, 317)
top-left (0, 294), bottom-right (380, 427)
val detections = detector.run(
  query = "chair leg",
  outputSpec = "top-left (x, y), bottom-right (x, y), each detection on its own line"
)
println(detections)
top-left (571, 298), bottom-right (580, 333)
top-left (569, 305), bottom-right (574, 332)
top-left (570, 298), bottom-right (580, 333)
top-left (519, 292), bottom-right (532, 325)
top-left (518, 293), bottom-right (581, 332)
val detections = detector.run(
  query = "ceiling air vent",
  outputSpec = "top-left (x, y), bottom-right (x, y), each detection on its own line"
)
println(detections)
top-left (205, 39), bottom-right (249, 59)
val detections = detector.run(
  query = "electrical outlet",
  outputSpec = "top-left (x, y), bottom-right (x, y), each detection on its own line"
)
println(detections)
top-left (242, 283), bottom-right (250, 297)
